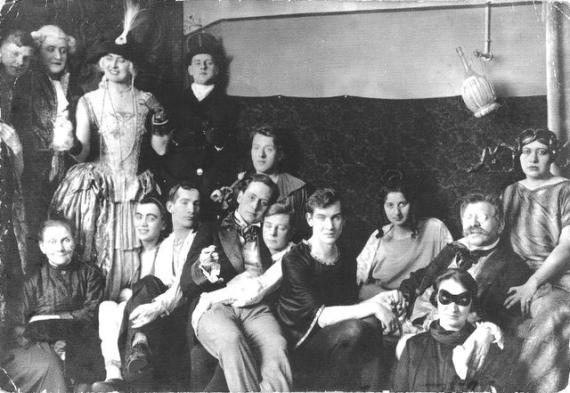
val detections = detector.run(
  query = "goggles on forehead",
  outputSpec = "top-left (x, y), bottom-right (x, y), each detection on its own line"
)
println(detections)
top-left (437, 289), bottom-right (472, 307)
top-left (517, 128), bottom-right (559, 156)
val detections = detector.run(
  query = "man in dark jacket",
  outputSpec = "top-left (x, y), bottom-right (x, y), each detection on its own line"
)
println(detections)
top-left (398, 193), bottom-right (530, 333)
top-left (392, 193), bottom-right (530, 392)
top-left (162, 32), bottom-right (238, 217)
top-left (180, 173), bottom-right (291, 392)
top-left (11, 25), bottom-right (83, 273)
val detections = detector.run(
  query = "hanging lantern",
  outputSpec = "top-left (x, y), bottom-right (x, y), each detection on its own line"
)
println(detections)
top-left (457, 47), bottom-right (500, 118)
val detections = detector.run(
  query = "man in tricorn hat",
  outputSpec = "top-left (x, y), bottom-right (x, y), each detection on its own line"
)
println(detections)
top-left (162, 33), bottom-right (238, 218)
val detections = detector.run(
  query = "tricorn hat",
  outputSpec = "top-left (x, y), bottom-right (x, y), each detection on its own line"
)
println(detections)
top-left (185, 32), bottom-right (225, 67)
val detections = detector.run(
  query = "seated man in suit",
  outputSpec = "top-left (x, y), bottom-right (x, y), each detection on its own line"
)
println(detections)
top-left (276, 188), bottom-right (398, 391)
top-left (190, 202), bottom-right (296, 391)
top-left (398, 193), bottom-right (530, 334)
top-left (392, 193), bottom-right (530, 391)
top-left (180, 173), bottom-right (292, 392)
top-left (3, 218), bottom-right (105, 393)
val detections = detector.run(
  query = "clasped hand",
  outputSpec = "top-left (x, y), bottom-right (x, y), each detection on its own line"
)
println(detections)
top-left (199, 245), bottom-right (222, 283)
top-left (371, 290), bottom-right (408, 317)
top-left (369, 301), bottom-right (400, 334)
top-left (129, 302), bottom-right (163, 329)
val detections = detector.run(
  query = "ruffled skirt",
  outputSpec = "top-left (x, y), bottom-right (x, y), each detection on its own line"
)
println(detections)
top-left (50, 162), bottom-right (159, 300)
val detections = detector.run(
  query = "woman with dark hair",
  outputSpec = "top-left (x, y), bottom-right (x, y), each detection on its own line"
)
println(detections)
top-left (502, 128), bottom-right (570, 393)
top-left (393, 269), bottom-right (499, 392)
top-left (503, 129), bottom-right (570, 309)
top-left (356, 172), bottom-right (452, 300)
top-left (50, 40), bottom-right (170, 301)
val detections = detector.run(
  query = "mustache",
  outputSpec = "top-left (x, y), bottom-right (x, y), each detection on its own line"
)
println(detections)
top-left (465, 227), bottom-right (489, 235)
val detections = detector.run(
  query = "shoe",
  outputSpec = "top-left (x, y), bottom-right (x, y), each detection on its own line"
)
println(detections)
top-left (125, 343), bottom-right (150, 377)
top-left (91, 379), bottom-right (127, 392)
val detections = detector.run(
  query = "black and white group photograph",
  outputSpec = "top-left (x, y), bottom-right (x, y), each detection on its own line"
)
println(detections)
top-left (0, 0), bottom-right (569, 392)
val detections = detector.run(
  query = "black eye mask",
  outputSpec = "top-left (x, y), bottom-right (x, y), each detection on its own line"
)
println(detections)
top-left (437, 289), bottom-right (471, 307)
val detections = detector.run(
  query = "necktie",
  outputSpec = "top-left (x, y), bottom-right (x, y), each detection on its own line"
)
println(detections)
top-left (241, 225), bottom-right (260, 242)
top-left (456, 246), bottom-right (495, 270)
top-left (241, 225), bottom-right (262, 276)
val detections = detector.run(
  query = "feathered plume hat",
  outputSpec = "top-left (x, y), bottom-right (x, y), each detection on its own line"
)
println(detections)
top-left (86, 0), bottom-right (145, 66)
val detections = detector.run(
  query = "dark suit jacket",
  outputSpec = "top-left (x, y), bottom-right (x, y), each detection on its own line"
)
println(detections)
top-left (180, 214), bottom-right (273, 304)
top-left (399, 240), bottom-right (531, 332)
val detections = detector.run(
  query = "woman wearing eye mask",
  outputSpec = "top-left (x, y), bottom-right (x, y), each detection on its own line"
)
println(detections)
top-left (393, 269), bottom-right (500, 392)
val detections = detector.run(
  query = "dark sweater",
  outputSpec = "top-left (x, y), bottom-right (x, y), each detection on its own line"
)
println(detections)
top-left (276, 242), bottom-right (358, 347)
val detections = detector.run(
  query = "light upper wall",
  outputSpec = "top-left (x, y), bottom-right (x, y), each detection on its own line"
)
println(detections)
top-left (183, 1), bottom-right (546, 98)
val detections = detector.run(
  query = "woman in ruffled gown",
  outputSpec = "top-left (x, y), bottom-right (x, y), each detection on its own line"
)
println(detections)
top-left (50, 41), bottom-right (169, 300)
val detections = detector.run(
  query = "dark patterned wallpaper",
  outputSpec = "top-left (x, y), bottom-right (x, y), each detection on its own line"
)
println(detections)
top-left (4, 1), bottom-right (547, 261)
top-left (233, 95), bottom-right (547, 259)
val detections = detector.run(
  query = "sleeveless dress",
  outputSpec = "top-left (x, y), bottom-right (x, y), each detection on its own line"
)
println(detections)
top-left (50, 87), bottom-right (161, 300)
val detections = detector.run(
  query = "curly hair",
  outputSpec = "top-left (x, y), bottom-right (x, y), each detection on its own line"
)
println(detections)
top-left (31, 25), bottom-right (76, 54)
top-left (516, 128), bottom-right (560, 162)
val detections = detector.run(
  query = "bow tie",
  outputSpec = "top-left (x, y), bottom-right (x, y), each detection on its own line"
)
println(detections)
top-left (455, 245), bottom-right (495, 270)
top-left (240, 225), bottom-right (260, 243)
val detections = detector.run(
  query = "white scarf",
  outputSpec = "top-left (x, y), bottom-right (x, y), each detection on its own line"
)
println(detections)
top-left (191, 83), bottom-right (215, 102)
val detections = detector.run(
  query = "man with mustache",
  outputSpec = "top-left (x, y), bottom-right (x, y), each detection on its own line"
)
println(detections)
top-left (398, 193), bottom-right (530, 333)
top-left (389, 193), bottom-right (530, 390)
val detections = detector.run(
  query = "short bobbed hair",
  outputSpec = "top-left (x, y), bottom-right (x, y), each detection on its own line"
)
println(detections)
top-left (168, 181), bottom-right (201, 203)
top-left (138, 196), bottom-right (167, 221)
top-left (306, 188), bottom-right (342, 215)
top-left (265, 202), bottom-right (293, 220)
top-left (237, 173), bottom-right (279, 206)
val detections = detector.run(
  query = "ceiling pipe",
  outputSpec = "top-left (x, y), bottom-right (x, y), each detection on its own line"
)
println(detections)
top-left (474, 2), bottom-right (493, 61)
